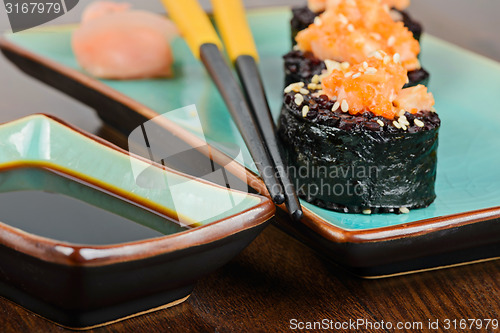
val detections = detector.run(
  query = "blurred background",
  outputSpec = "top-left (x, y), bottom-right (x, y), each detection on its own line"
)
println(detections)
top-left (1, 0), bottom-right (499, 135)
top-left (2, 0), bottom-right (499, 60)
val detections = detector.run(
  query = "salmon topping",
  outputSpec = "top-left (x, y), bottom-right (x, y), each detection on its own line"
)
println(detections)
top-left (307, 0), bottom-right (410, 13)
top-left (394, 84), bottom-right (435, 114)
top-left (321, 53), bottom-right (434, 119)
top-left (297, 0), bottom-right (420, 71)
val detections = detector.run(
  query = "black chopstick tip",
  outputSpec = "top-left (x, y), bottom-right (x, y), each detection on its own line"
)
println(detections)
top-left (291, 209), bottom-right (303, 221)
top-left (272, 193), bottom-right (286, 205)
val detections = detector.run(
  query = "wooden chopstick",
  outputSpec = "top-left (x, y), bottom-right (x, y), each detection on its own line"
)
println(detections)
top-left (234, 56), bottom-right (303, 220)
top-left (199, 43), bottom-right (285, 205)
top-left (211, 0), bottom-right (303, 220)
top-left (161, 0), bottom-right (285, 205)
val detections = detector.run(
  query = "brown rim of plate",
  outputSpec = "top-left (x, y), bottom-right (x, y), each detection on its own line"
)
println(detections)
top-left (1, 37), bottom-right (499, 247)
top-left (0, 113), bottom-right (276, 268)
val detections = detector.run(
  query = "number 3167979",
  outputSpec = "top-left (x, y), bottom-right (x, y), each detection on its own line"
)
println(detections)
top-left (5, 2), bottom-right (62, 14)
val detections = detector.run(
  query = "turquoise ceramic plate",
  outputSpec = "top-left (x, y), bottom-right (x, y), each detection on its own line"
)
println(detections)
top-left (0, 115), bottom-right (265, 228)
top-left (1, 8), bottom-right (499, 277)
top-left (0, 114), bottom-right (274, 328)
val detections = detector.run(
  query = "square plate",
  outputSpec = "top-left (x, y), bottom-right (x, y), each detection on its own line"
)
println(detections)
top-left (0, 114), bottom-right (274, 328)
top-left (1, 7), bottom-right (499, 277)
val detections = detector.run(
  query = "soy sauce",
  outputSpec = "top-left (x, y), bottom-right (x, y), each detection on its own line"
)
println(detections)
top-left (0, 168), bottom-right (188, 245)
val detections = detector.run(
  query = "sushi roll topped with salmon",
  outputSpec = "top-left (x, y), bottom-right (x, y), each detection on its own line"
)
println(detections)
top-left (309, 0), bottom-right (410, 13)
top-left (285, 0), bottom-right (429, 87)
top-left (278, 52), bottom-right (440, 214)
top-left (291, 0), bottom-right (422, 44)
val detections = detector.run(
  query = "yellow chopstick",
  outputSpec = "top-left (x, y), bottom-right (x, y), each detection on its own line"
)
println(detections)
top-left (160, 0), bottom-right (222, 58)
top-left (211, 0), bottom-right (259, 62)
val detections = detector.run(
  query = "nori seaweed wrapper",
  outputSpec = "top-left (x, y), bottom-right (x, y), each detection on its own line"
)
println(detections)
top-left (277, 94), bottom-right (440, 214)
top-left (291, 6), bottom-right (319, 45)
top-left (283, 50), bottom-right (430, 88)
top-left (290, 6), bottom-right (422, 45)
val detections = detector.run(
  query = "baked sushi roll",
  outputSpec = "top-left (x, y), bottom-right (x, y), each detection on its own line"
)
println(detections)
top-left (285, 0), bottom-right (429, 88)
top-left (278, 54), bottom-right (440, 214)
top-left (291, 0), bottom-right (422, 44)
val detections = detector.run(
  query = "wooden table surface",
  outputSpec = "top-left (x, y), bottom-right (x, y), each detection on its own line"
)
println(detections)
top-left (1, 1), bottom-right (499, 332)
top-left (0, 225), bottom-right (499, 332)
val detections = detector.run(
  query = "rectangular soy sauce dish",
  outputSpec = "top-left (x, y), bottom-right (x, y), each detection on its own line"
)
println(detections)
top-left (1, 8), bottom-right (500, 278)
top-left (0, 114), bottom-right (275, 329)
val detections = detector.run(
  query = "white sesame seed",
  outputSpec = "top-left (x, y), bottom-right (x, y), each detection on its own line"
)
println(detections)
top-left (377, 119), bottom-right (385, 127)
top-left (414, 119), bottom-right (425, 127)
top-left (311, 74), bottom-right (320, 84)
top-left (312, 91), bottom-right (325, 98)
top-left (398, 109), bottom-right (406, 117)
top-left (347, 24), bottom-right (354, 32)
top-left (331, 101), bottom-right (340, 111)
top-left (393, 120), bottom-right (401, 129)
top-left (284, 83), bottom-right (300, 93)
top-left (302, 105), bottom-right (309, 117)
top-left (287, 82), bottom-right (305, 93)
top-left (370, 50), bottom-right (383, 60)
top-left (388, 36), bottom-right (395, 47)
top-left (399, 207), bottom-right (410, 214)
top-left (314, 16), bottom-right (322, 26)
top-left (339, 14), bottom-right (348, 25)
top-left (365, 67), bottom-right (377, 74)
top-left (344, 71), bottom-right (353, 78)
top-left (300, 88), bottom-right (310, 95)
top-left (307, 83), bottom-right (316, 90)
top-left (324, 59), bottom-right (341, 72)
top-left (383, 55), bottom-right (391, 64)
top-left (393, 53), bottom-right (401, 63)
top-left (341, 99), bottom-right (349, 112)
top-left (294, 93), bottom-right (303, 106)
top-left (362, 209), bottom-right (372, 215)
top-left (341, 62), bottom-right (350, 70)
top-left (401, 123), bottom-right (407, 131)
top-left (352, 73), bottom-right (361, 79)
top-left (363, 61), bottom-right (368, 69)
top-left (399, 115), bottom-right (409, 126)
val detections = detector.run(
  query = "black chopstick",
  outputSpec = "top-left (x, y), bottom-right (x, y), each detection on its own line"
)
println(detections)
top-left (199, 43), bottom-right (285, 205)
top-left (235, 56), bottom-right (303, 220)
